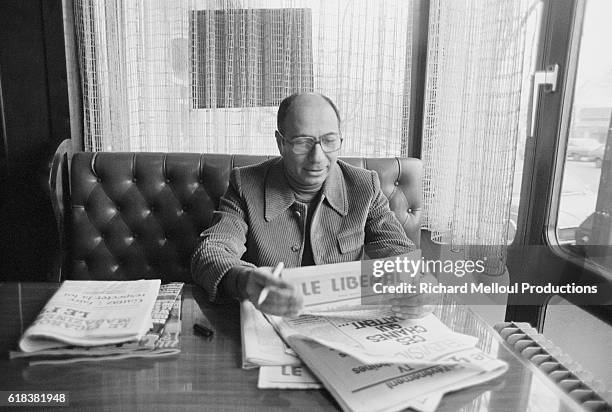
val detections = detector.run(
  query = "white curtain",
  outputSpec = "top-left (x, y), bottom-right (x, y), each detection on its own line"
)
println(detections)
top-left (422, 0), bottom-right (541, 273)
top-left (73, 0), bottom-right (415, 156)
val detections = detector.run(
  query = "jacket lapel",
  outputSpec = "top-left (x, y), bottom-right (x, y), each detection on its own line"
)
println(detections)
top-left (322, 162), bottom-right (348, 216)
top-left (264, 159), bottom-right (296, 222)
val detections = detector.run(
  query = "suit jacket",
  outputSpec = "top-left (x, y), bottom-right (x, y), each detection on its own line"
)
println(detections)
top-left (191, 157), bottom-right (415, 301)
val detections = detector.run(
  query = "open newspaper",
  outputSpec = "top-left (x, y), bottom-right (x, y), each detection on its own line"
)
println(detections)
top-left (251, 312), bottom-right (451, 412)
top-left (12, 281), bottom-right (183, 364)
top-left (259, 256), bottom-right (508, 411)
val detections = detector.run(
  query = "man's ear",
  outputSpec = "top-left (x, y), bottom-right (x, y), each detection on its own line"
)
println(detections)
top-left (275, 131), bottom-right (284, 155)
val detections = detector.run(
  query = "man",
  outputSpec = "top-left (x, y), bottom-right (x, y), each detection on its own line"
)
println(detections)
top-left (192, 92), bottom-right (430, 317)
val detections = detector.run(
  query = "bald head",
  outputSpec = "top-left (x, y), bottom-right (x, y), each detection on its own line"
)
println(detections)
top-left (277, 93), bottom-right (340, 134)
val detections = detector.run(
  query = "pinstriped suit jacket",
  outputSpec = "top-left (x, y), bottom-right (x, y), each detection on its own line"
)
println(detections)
top-left (191, 157), bottom-right (415, 301)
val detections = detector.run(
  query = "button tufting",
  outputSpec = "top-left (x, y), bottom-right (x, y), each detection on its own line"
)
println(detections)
top-left (165, 178), bottom-right (171, 183)
top-left (408, 208), bottom-right (412, 213)
top-left (294, 210), bottom-right (302, 218)
top-left (132, 177), bottom-right (138, 183)
top-left (291, 244), bottom-right (300, 252)
top-left (97, 178), bottom-right (102, 183)
top-left (394, 181), bottom-right (399, 186)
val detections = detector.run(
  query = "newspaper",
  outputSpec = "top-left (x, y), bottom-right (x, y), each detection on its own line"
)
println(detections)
top-left (13, 282), bottom-right (183, 356)
top-left (18, 280), bottom-right (161, 352)
top-left (270, 310), bottom-right (482, 366)
top-left (257, 365), bottom-right (322, 389)
top-left (153, 296), bottom-right (182, 351)
top-left (257, 310), bottom-right (498, 412)
top-left (255, 349), bottom-right (445, 412)
top-left (285, 250), bottom-right (425, 313)
top-left (150, 283), bottom-right (184, 332)
top-left (289, 337), bottom-right (505, 412)
top-left (13, 282), bottom-right (182, 357)
top-left (262, 258), bottom-right (508, 411)
top-left (241, 300), bottom-right (300, 369)
top-left (267, 254), bottom-right (494, 367)
top-left (241, 253), bottom-right (422, 369)
top-left (135, 282), bottom-right (184, 349)
top-left (14, 290), bottom-right (183, 366)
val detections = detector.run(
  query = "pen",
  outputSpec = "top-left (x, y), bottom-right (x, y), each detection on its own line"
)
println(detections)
top-left (257, 262), bottom-right (284, 306)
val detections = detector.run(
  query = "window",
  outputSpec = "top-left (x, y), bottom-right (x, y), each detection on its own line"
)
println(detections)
top-left (191, 8), bottom-right (314, 109)
top-left (73, 1), bottom-right (421, 155)
top-left (555, 0), bottom-right (612, 273)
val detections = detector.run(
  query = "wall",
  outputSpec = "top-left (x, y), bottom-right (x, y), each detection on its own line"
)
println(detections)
top-left (0, 0), bottom-right (70, 281)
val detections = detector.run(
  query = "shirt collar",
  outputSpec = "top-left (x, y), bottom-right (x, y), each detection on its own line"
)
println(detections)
top-left (264, 158), bottom-right (347, 222)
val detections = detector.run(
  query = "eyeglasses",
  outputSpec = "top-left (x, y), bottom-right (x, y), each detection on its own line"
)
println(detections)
top-left (277, 131), bottom-right (343, 155)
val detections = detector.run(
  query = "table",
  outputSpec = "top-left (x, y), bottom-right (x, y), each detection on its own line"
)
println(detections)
top-left (0, 283), bottom-right (587, 411)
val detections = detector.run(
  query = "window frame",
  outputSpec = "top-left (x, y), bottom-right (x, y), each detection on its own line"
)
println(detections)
top-left (507, 0), bottom-right (612, 328)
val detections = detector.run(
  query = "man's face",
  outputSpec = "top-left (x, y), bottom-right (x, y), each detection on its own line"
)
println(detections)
top-left (276, 96), bottom-right (341, 188)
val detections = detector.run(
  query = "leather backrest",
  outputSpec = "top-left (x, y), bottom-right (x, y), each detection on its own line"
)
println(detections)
top-left (49, 139), bottom-right (74, 282)
top-left (67, 153), bottom-right (421, 282)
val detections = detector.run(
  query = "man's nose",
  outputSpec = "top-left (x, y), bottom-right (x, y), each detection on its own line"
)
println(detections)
top-left (308, 143), bottom-right (326, 162)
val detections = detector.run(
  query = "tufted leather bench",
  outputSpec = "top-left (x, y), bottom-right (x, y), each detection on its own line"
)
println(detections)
top-left (50, 140), bottom-right (422, 283)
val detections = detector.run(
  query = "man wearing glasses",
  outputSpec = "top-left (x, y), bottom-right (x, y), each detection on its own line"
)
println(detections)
top-left (192, 92), bottom-right (418, 317)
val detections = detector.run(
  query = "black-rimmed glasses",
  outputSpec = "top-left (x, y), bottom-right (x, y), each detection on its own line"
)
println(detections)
top-left (277, 131), bottom-right (343, 155)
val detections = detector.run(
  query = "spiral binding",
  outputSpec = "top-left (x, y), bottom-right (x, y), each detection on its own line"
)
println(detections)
top-left (494, 322), bottom-right (612, 412)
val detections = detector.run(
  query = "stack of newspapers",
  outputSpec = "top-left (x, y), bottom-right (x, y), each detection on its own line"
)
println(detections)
top-left (11, 280), bottom-right (183, 366)
top-left (242, 255), bottom-right (509, 412)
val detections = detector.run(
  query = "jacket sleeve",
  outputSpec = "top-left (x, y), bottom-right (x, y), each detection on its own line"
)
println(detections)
top-left (191, 168), bottom-right (256, 302)
top-left (364, 170), bottom-right (416, 258)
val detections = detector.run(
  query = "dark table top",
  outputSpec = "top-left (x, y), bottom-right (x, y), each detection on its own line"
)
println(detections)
top-left (0, 282), bottom-right (586, 411)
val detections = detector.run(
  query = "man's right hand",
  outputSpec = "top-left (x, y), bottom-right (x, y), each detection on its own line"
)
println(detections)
top-left (239, 267), bottom-right (303, 317)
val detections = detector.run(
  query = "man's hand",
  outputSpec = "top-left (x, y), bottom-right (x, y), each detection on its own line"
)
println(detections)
top-left (240, 267), bottom-right (303, 317)
top-left (389, 271), bottom-right (439, 319)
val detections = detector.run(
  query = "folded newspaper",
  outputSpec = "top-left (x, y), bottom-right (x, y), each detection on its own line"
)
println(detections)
top-left (287, 336), bottom-right (505, 412)
top-left (241, 300), bottom-right (300, 369)
top-left (12, 281), bottom-right (183, 364)
top-left (257, 365), bottom-right (322, 389)
top-left (244, 256), bottom-right (508, 412)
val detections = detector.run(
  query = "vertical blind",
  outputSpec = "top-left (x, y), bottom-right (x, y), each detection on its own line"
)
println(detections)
top-left (192, 8), bottom-right (314, 109)
top-left (422, 0), bottom-right (541, 272)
